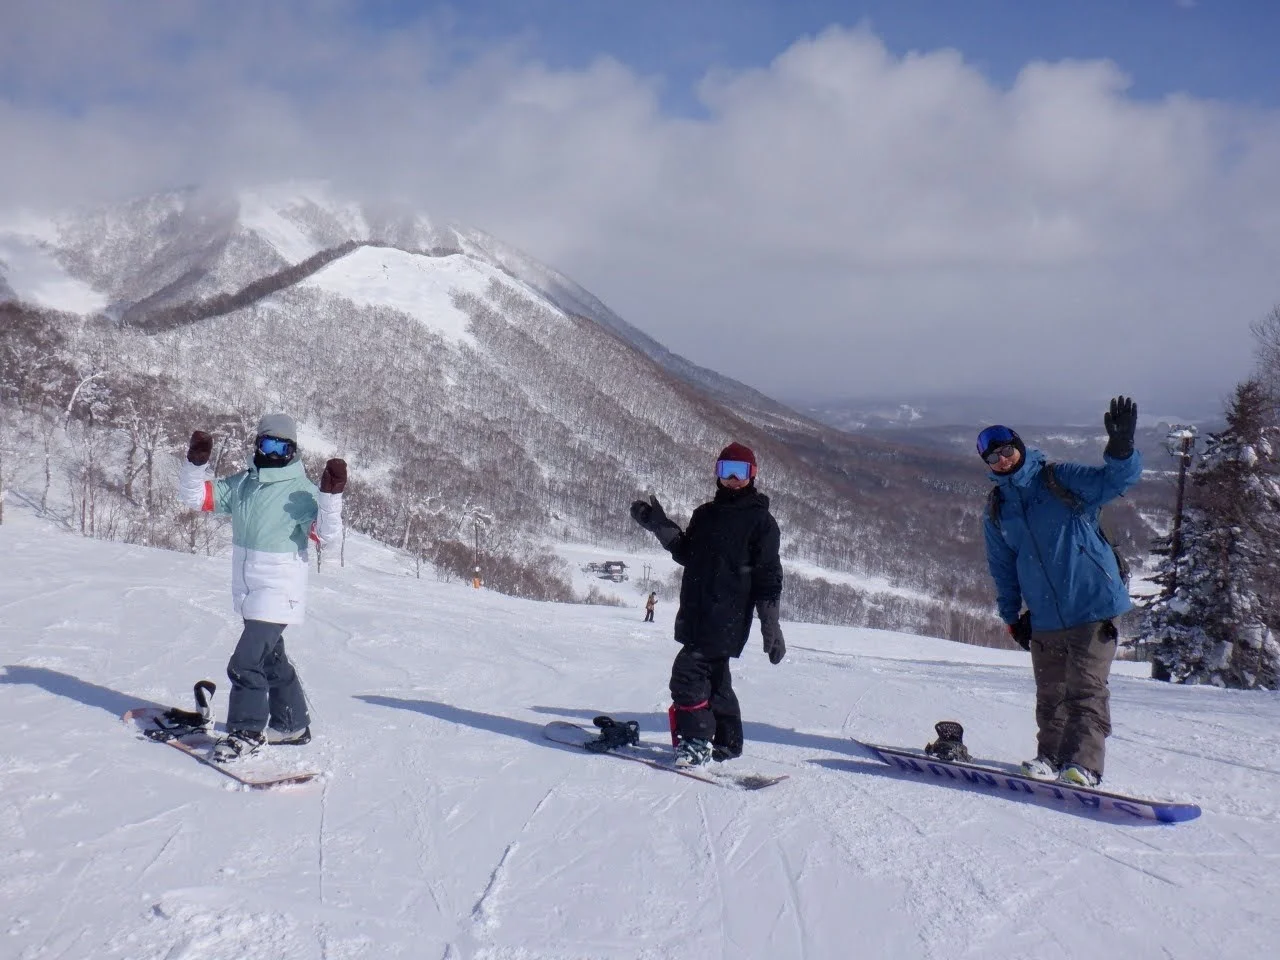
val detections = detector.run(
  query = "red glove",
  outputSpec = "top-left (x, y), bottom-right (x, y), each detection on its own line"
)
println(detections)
top-left (187, 431), bottom-right (212, 466)
top-left (320, 459), bottom-right (347, 494)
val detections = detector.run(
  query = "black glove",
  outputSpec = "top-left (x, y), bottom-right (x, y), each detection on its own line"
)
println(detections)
top-left (758, 600), bottom-right (786, 664)
top-left (1008, 611), bottom-right (1032, 651)
top-left (186, 430), bottom-right (212, 466)
top-left (1103, 395), bottom-right (1138, 460)
top-left (320, 458), bottom-right (347, 494)
top-left (629, 494), bottom-right (668, 531)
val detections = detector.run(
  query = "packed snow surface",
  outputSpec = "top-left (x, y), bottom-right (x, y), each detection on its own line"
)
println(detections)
top-left (1, 504), bottom-right (1277, 960)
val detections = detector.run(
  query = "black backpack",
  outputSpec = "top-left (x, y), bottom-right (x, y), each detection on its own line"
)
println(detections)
top-left (986, 463), bottom-right (1131, 587)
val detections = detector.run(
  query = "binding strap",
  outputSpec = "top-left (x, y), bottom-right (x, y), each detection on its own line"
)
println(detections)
top-left (668, 700), bottom-right (710, 747)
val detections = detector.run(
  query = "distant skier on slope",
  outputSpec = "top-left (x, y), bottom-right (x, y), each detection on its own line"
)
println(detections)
top-left (644, 592), bottom-right (657, 623)
top-left (629, 442), bottom-right (785, 767)
top-left (178, 413), bottom-right (346, 761)
top-left (979, 397), bottom-right (1142, 787)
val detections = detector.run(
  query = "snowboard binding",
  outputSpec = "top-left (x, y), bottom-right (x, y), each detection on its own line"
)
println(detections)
top-left (924, 720), bottom-right (971, 763)
top-left (586, 715), bottom-right (640, 753)
top-left (143, 680), bottom-right (217, 742)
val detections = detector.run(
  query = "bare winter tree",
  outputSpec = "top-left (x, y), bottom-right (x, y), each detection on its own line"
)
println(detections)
top-left (0, 304), bottom-right (77, 524)
top-left (1251, 304), bottom-right (1280, 414)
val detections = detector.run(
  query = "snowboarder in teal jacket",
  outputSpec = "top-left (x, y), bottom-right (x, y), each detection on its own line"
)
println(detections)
top-left (179, 413), bottom-right (345, 761)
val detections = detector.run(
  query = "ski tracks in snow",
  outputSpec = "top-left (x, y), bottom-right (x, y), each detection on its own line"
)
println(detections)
top-left (695, 792), bottom-right (734, 960)
top-left (446, 783), bottom-right (559, 960)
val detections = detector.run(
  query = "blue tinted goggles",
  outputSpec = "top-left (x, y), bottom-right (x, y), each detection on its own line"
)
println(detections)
top-left (976, 425), bottom-right (1016, 459)
top-left (257, 435), bottom-right (295, 458)
top-left (716, 459), bottom-right (753, 481)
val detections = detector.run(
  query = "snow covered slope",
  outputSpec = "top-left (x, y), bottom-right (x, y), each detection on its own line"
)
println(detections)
top-left (1, 504), bottom-right (1277, 959)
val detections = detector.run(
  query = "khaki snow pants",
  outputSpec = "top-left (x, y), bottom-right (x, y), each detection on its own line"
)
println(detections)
top-left (1030, 620), bottom-right (1118, 778)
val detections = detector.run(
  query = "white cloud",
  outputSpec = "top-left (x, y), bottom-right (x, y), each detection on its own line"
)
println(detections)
top-left (1, 3), bottom-right (1276, 410)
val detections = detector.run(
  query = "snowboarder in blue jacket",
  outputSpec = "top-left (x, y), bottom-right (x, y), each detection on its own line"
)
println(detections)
top-left (980, 396), bottom-right (1142, 787)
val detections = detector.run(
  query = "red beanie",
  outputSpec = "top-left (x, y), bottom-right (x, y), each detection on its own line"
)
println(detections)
top-left (717, 442), bottom-right (758, 478)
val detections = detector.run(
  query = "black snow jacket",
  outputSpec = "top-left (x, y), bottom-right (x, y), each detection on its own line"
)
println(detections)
top-left (660, 485), bottom-right (783, 659)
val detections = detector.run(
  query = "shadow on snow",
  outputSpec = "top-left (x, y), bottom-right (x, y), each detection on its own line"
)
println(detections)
top-left (1, 664), bottom-right (165, 717)
top-left (354, 694), bottom-right (552, 748)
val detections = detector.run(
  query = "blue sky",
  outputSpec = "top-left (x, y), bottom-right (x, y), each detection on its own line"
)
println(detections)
top-left (365, 0), bottom-right (1280, 112)
top-left (2, 0), bottom-right (1278, 409)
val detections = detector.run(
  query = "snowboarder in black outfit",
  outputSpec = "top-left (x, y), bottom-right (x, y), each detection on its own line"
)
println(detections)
top-left (629, 442), bottom-right (785, 767)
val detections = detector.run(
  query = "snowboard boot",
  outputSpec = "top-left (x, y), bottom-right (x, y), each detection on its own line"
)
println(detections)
top-left (269, 726), bottom-right (312, 746)
top-left (674, 737), bottom-right (713, 768)
top-left (712, 715), bottom-right (743, 762)
top-left (212, 729), bottom-right (265, 762)
top-left (712, 743), bottom-right (743, 762)
top-left (924, 720), bottom-right (971, 763)
top-left (1020, 756), bottom-right (1060, 781)
top-left (585, 716), bottom-right (640, 753)
top-left (1058, 763), bottom-right (1101, 787)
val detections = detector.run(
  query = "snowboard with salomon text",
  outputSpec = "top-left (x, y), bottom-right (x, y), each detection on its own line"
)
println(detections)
top-left (856, 739), bottom-right (1200, 823)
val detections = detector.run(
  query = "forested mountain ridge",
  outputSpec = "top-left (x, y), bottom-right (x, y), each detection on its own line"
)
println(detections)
top-left (0, 184), bottom-right (1155, 644)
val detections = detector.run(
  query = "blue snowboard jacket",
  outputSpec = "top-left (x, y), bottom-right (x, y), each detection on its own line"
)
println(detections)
top-left (983, 447), bottom-right (1143, 632)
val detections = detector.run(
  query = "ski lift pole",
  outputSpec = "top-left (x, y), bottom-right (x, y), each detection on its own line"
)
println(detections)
top-left (1164, 426), bottom-right (1198, 591)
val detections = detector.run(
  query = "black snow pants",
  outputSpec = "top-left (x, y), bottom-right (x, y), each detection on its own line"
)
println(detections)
top-left (668, 646), bottom-right (742, 757)
top-left (226, 619), bottom-right (310, 734)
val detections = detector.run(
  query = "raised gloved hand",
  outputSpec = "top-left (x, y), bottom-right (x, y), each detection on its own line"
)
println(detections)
top-left (1008, 611), bottom-right (1032, 651)
top-left (1104, 396), bottom-right (1138, 460)
top-left (186, 430), bottom-right (212, 466)
top-left (629, 494), bottom-right (669, 532)
top-left (320, 459), bottom-right (347, 494)
top-left (758, 600), bottom-right (786, 664)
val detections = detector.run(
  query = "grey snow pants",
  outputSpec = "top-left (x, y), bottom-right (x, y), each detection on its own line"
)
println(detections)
top-left (226, 619), bottom-right (310, 734)
top-left (1030, 619), bottom-right (1118, 778)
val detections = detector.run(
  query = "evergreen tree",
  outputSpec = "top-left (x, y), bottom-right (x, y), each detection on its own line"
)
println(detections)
top-left (1146, 380), bottom-right (1280, 689)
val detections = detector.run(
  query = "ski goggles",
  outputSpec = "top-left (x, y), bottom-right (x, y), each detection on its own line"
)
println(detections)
top-left (983, 445), bottom-right (1019, 465)
top-left (976, 425), bottom-right (1017, 460)
top-left (716, 459), bottom-right (753, 481)
top-left (256, 435), bottom-right (296, 458)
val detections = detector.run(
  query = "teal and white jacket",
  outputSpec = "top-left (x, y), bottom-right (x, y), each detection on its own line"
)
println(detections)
top-left (179, 458), bottom-right (343, 624)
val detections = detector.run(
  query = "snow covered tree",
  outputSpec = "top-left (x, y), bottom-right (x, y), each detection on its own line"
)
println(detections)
top-left (1145, 380), bottom-right (1280, 689)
